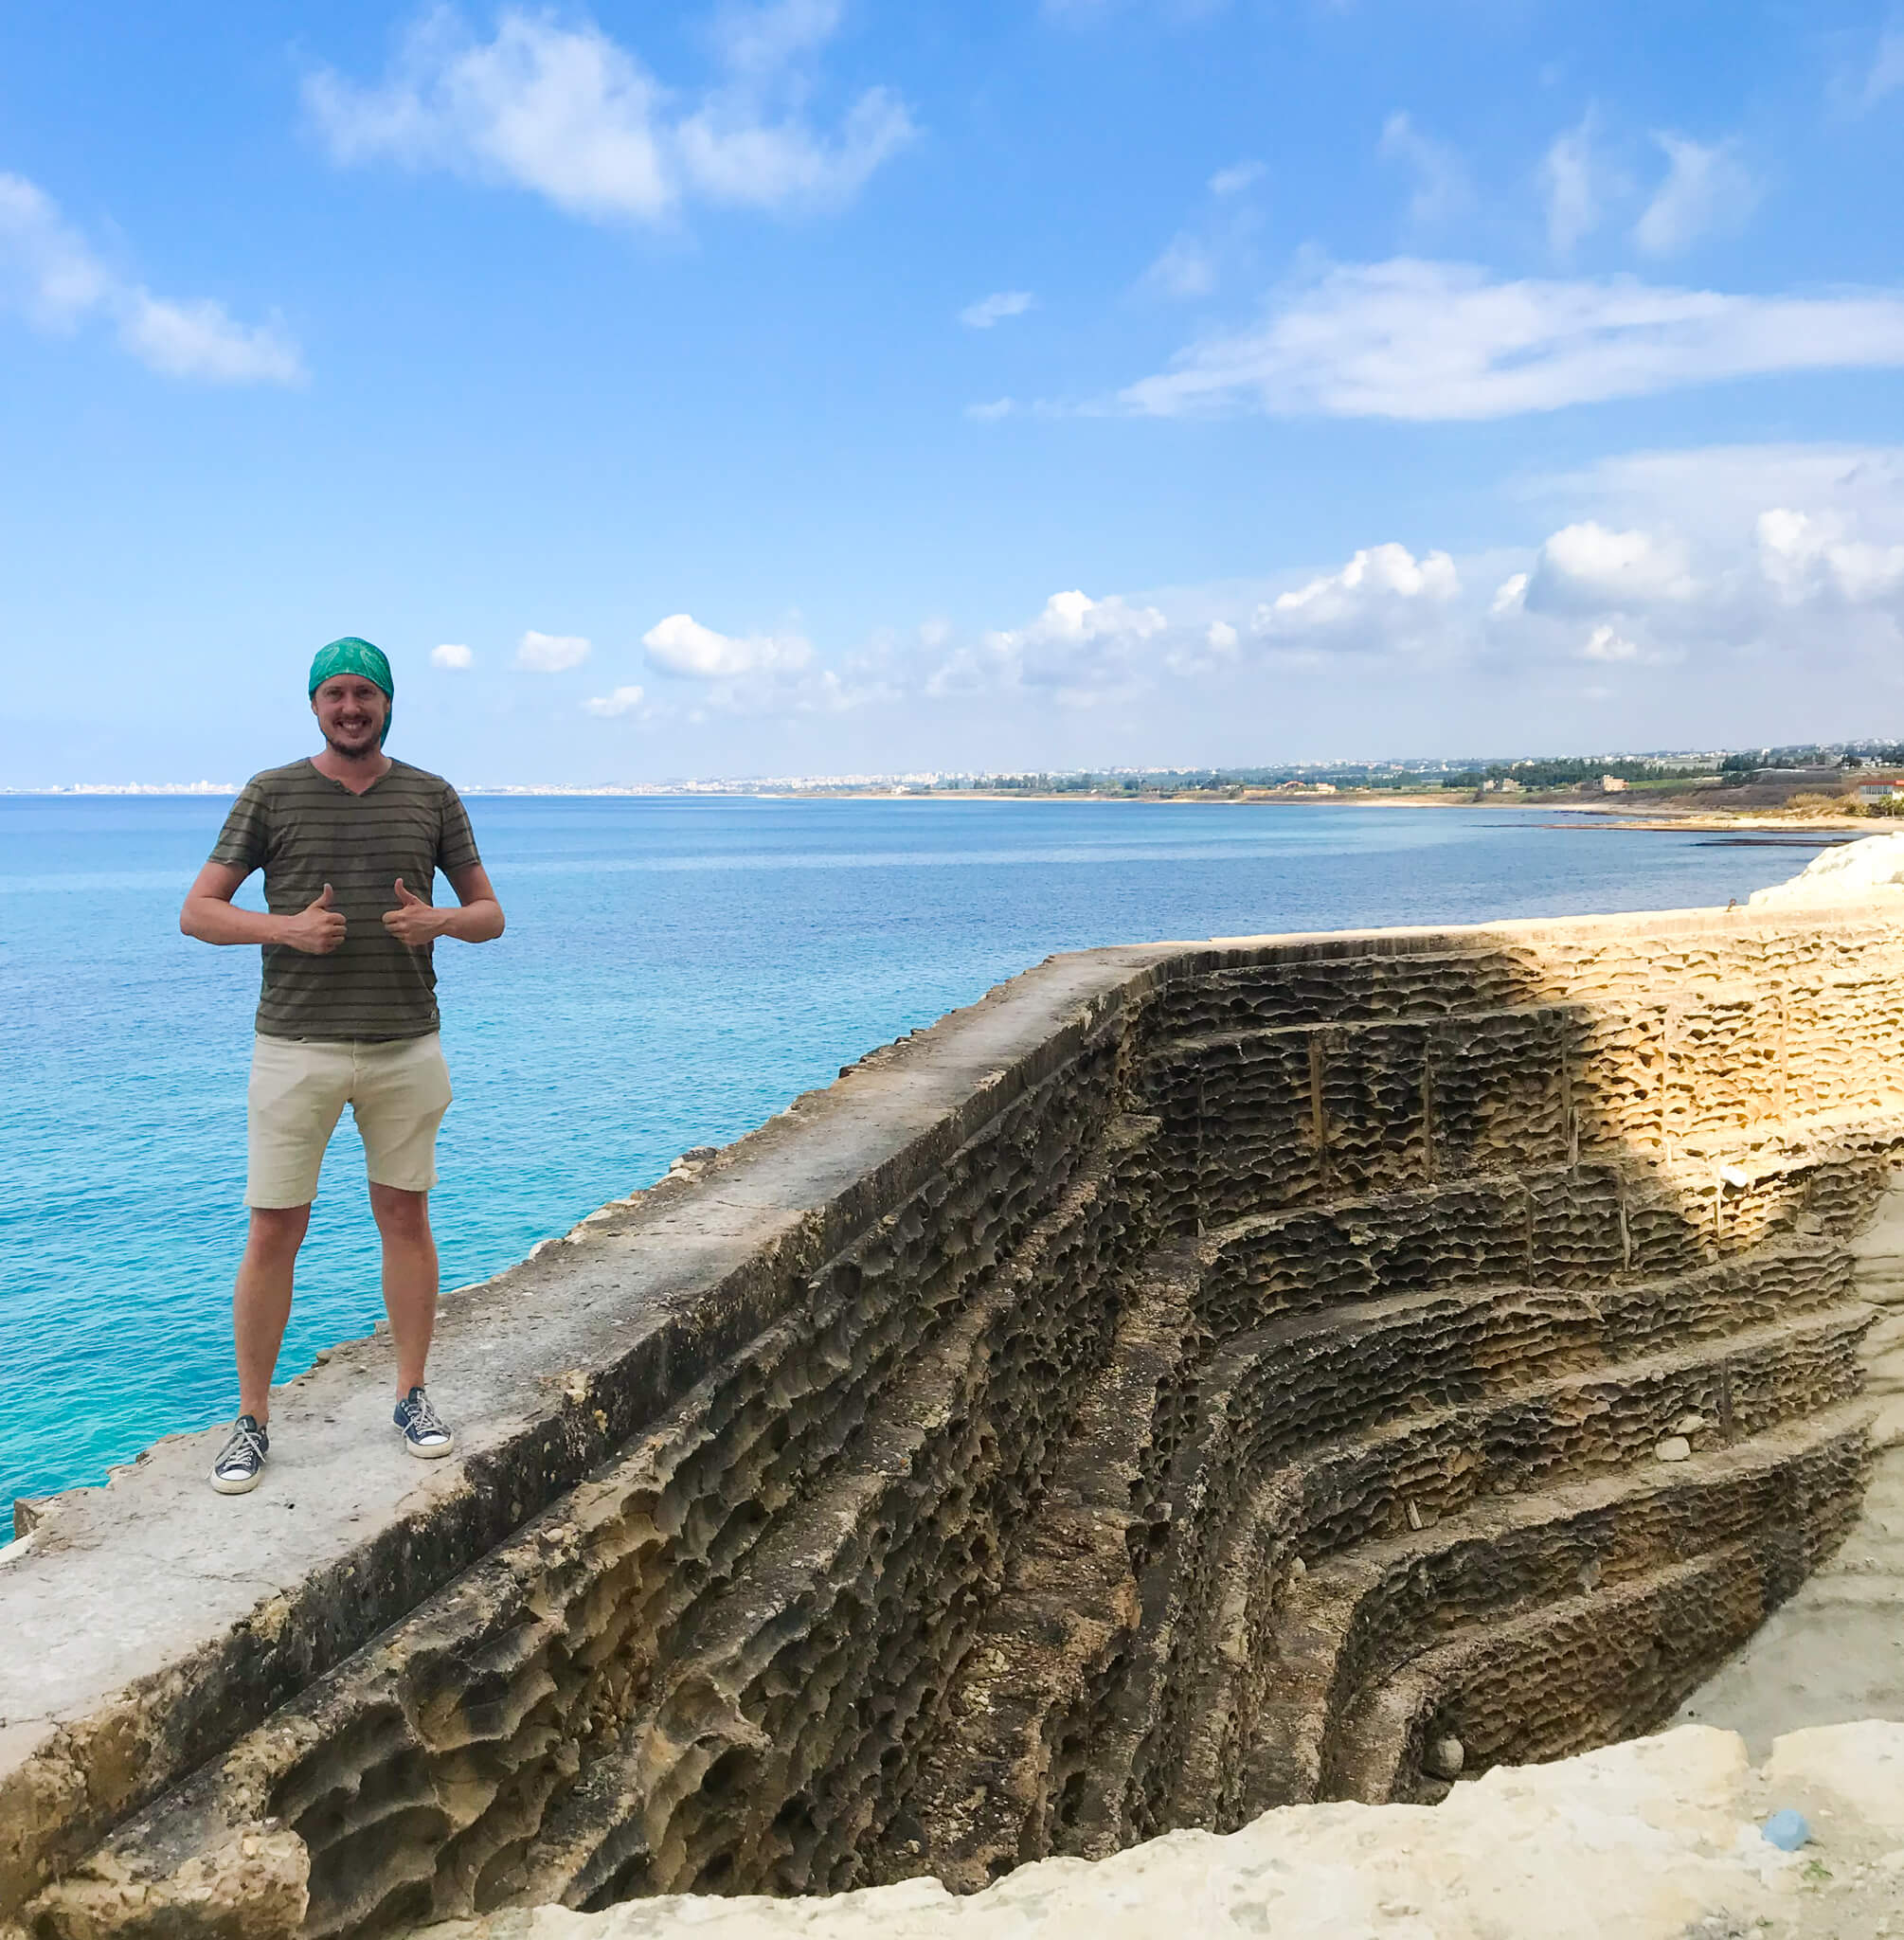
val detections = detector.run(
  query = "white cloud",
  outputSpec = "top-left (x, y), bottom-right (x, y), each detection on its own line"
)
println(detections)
top-left (1582, 622), bottom-right (1640, 661)
top-left (712, 0), bottom-right (848, 81)
top-left (960, 289), bottom-right (1034, 329)
top-left (1531, 444), bottom-right (1904, 548)
top-left (1858, 28), bottom-right (1904, 111)
top-left (643, 611), bottom-right (813, 678)
top-left (1139, 157), bottom-right (1267, 303)
top-left (945, 567), bottom-right (1430, 694)
top-left (903, 441), bottom-right (1904, 728)
top-left (1756, 508), bottom-right (1904, 604)
top-left (584, 683), bottom-right (646, 715)
top-left (1490, 571), bottom-right (1529, 617)
top-left (1115, 259), bottom-right (1904, 422)
top-left (1141, 233), bottom-right (1218, 299)
top-left (947, 590), bottom-right (1169, 707)
top-left (431, 642), bottom-right (474, 669)
top-left (517, 441), bottom-right (1904, 739)
top-left (306, 6), bottom-right (913, 224)
top-left (1256, 543), bottom-right (1461, 649)
top-left (516, 629), bottom-right (592, 672)
top-left (675, 84), bottom-right (910, 211)
top-left (548, 606), bottom-right (889, 720)
top-left (307, 10), bottom-right (668, 217)
top-left (965, 397), bottom-right (1015, 422)
top-left (1209, 160), bottom-right (1264, 198)
top-left (1018, 588), bottom-right (1166, 645)
top-left (0, 174), bottom-right (111, 329)
top-left (711, 441), bottom-right (1904, 736)
top-left (1517, 445), bottom-right (1904, 667)
top-left (1526, 522), bottom-right (1696, 611)
top-left (914, 547), bottom-right (1473, 707)
top-left (1633, 134), bottom-right (1758, 258)
top-left (1539, 112), bottom-right (1606, 257)
top-left (1234, 455), bottom-right (1904, 679)
top-left (0, 171), bottom-right (303, 384)
top-left (116, 294), bottom-right (304, 383)
top-left (1528, 445), bottom-right (1904, 650)
top-left (1377, 113), bottom-right (1470, 226)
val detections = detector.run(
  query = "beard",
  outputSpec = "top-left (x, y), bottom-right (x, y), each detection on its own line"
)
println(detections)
top-left (322, 720), bottom-right (383, 757)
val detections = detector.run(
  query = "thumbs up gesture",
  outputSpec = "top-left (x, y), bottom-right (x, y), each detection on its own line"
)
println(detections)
top-left (281, 883), bottom-right (348, 956)
top-left (381, 876), bottom-right (444, 947)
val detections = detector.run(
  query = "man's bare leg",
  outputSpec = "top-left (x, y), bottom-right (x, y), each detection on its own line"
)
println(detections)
top-left (234, 1204), bottom-right (311, 1424)
top-left (370, 1183), bottom-right (438, 1395)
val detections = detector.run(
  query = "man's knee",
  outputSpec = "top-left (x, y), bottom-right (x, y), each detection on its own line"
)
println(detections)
top-left (245, 1204), bottom-right (311, 1257)
top-left (369, 1183), bottom-right (432, 1241)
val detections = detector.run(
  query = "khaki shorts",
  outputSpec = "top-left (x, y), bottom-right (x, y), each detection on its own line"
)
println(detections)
top-left (246, 1033), bottom-right (453, 1208)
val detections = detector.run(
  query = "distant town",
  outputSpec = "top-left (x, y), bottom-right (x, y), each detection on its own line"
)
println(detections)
top-left (12, 741), bottom-right (1904, 818)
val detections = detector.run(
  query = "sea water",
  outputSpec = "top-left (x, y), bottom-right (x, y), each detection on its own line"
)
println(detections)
top-left (0, 793), bottom-right (1822, 1507)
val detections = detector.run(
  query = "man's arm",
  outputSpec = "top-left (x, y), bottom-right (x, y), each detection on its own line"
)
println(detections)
top-left (382, 863), bottom-right (505, 947)
top-left (180, 862), bottom-right (347, 953)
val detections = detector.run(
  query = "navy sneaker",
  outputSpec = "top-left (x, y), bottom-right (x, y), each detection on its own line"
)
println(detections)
top-left (394, 1386), bottom-right (455, 1459)
top-left (209, 1414), bottom-right (269, 1495)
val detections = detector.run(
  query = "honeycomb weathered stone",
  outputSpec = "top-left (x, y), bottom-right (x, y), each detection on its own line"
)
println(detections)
top-left (6, 907), bottom-right (1901, 1939)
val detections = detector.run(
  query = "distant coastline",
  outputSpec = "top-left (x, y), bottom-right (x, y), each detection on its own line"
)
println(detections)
top-left (3, 764), bottom-right (1889, 840)
top-left (1, 781), bottom-right (1877, 836)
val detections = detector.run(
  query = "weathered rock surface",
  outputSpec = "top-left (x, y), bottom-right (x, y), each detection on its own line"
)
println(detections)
top-left (1750, 830), bottom-right (1904, 909)
top-left (6, 905), bottom-right (1904, 1938)
top-left (1675, 1172), bottom-right (1904, 1751)
top-left (403, 1722), bottom-right (1904, 1940)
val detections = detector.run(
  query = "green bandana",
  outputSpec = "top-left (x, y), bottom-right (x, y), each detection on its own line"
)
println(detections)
top-left (308, 637), bottom-right (394, 745)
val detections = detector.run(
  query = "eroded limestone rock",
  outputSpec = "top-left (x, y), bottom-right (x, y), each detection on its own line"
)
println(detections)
top-left (8, 907), bottom-right (1904, 1938)
top-left (401, 1722), bottom-right (1904, 1940)
top-left (1749, 830), bottom-right (1904, 910)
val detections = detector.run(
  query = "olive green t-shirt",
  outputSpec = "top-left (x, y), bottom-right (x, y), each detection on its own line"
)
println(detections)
top-left (209, 759), bottom-right (482, 1041)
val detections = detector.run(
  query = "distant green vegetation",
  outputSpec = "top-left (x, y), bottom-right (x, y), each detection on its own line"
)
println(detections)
top-left (942, 758), bottom-right (1710, 796)
top-left (1447, 757), bottom-right (1715, 790)
top-left (1715, 743), bottom-right (1904, 785)
top-left (904, 738), bottom-right (1904, 802)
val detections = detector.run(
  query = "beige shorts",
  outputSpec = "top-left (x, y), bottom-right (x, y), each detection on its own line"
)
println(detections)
top-left (246, 1033), bottom-right (453, 1208)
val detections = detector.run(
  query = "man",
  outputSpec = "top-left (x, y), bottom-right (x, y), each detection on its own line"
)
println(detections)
top-left (180, 638), bottom-right (505, 1494)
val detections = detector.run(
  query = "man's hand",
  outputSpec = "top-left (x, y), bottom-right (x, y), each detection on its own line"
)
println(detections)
top-left (279, 884), bottom-right (348, 956)
top-left (382, 877), bottom-right (447, 948)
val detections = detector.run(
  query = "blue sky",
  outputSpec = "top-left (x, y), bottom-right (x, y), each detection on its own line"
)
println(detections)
top-left (5, 1), bottom-right (1904, 784)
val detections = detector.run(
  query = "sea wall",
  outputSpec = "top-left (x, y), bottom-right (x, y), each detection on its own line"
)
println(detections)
top-left (4, 907), bottom-right (1902, 1939)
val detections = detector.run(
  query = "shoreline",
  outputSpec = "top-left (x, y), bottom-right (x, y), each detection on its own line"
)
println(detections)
top-left (799, 790), bottom-right (1877, 835)
top-left (6, 783), bottom-right (1879, 838)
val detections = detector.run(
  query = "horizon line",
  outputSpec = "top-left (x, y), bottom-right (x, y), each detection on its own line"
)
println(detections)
top-left (1, 744), bottom-right (1859, 798)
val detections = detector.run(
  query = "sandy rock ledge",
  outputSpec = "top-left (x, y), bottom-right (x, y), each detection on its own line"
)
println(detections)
top-left (1749, 830), bottom-right (1904, 909)
top-left (409, 1721), bottom-right (1904, 1940)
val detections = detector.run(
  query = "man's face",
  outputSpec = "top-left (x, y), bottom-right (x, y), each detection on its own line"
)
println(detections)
top-left (312, 675), bottom-right (388, 757)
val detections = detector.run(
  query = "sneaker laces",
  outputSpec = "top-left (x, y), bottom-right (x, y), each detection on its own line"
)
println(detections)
top-left (404, 1389), bottom-right (448, 1440)
top-left (216, 1417), bottom-right (264, 1473)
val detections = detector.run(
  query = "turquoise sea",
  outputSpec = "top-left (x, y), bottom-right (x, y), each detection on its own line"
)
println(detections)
top-left (0, 793), bottom-right (1824, 1510)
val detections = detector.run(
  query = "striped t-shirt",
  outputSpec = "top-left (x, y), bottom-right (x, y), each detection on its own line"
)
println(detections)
top-left (209, 759), bottom-right (482, 1041)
